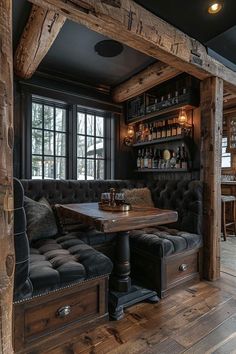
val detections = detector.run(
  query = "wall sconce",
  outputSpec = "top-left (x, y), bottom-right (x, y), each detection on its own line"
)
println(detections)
top-left (178, 108), bottom-right (188, 126)
top-left (124, 125), bottom-right (134, 146)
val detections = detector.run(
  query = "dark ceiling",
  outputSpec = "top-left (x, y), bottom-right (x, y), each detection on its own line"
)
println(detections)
top-left (13, 0), bottom-right (236, 88)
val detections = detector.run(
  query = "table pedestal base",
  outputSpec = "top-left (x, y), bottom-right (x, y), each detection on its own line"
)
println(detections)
top-left (109, 285), bottom-right (159, 321)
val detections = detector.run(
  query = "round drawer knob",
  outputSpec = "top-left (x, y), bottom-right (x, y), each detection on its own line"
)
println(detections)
top-left (57, 305), bottom-right (71, 318)
top-left (179, 264), bottom-right (188, 272)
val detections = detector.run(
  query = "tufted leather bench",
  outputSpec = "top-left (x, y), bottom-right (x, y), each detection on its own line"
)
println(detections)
top-left (130, 180), bottom-right (203, 298)
top-left (18, 179), bottom-right (203, 301)
top-left (13, 179), bottom-right (113, 354)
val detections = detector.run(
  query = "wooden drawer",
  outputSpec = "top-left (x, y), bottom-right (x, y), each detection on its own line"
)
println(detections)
top-left (166, 251), bottom-right (199, 289)
top-left (14, 277), bottom-right (108, 354)
top-left (25, 285), bottom-right (97, 340)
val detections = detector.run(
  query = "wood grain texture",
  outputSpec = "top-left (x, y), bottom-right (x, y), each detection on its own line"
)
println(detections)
top-left (0, 0), bottom-right (14, 353)
top-left (40, 273), bottom-right (236, 354)
top-left (59, 203), bottom-right (178, 233)
top-left (14, 277), bottom-right (108, 354)
top-left (14, 4), bottom-right (66, 79)
top-left (112, 61), bottom-right (180, 103)
top-left (200, 77), bottom-right (223, 281)
top-left (29, 0), bottom-right (236, 92)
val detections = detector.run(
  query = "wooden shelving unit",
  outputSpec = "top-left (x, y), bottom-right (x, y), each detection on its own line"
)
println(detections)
top-left (132, 135), bottom-right (188, 148)
top-left (135, 168), bottom-right (189, 173)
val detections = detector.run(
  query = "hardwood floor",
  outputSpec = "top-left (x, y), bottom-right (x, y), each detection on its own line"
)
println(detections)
top-left (221, 235), bottom-right (236, 274)
top-left (44, 274), bottom-right (236, 354)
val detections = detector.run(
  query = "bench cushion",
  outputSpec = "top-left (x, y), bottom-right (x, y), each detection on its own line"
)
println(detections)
top-left (130, 226), bottom-right (203, 257)
top-left (30, 233), bottom-right (113, 294)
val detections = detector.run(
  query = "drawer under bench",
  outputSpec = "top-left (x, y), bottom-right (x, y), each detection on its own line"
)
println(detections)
top-left (14, 276), bottom-right (109, 354)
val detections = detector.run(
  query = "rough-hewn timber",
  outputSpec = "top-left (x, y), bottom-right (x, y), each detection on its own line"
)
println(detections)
top-left (112, 61), bottom-right (180, 103)
top-left (0, 0), bottom-right (14, 353)
top-left (200, 77), bottom-right (223, 280)
top-left (29, 0), bottom-right (236, 94)
top-left (14, 4), bottom-right (66, 79)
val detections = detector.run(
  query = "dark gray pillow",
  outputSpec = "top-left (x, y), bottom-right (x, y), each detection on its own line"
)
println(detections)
top-left (24, 196), bottom-right (58, 242)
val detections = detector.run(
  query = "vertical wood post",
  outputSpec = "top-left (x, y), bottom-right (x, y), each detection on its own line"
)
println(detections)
top-left (0, 0), bottom-right (15, 353)
top-left (200, 76), bottom-right (223, 281)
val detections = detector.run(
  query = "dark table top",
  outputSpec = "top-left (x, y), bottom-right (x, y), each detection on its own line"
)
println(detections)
top-left (59, 202), bottom-right (178, 233)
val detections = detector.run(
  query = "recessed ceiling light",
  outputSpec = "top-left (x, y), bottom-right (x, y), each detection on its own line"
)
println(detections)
top-left (208, 2), bottom-right (223, 14)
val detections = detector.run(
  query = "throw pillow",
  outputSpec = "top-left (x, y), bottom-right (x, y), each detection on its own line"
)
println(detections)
top-left (24, 196), bottom-right (58, 242)
top-left (122, 187), bottom-right (154, 207)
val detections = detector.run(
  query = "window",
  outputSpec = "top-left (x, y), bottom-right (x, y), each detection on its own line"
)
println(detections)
top-left (30, 96), bottom-right (114, 180)
top-left (77, 110), bottom-right (105, 180)
top-left (221, 137), bottom-right (231, 168)
top-left (32, 100), bottom-right (67, 179)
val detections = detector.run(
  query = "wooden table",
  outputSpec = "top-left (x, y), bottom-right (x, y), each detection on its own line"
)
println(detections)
top-left (59, 203), bottom-right (178, 320)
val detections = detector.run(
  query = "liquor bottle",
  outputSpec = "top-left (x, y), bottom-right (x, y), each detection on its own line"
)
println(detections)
top-left (176, 147), bottom-right (181, 169)
top-left (148, 123), bottom-right (153, 141)
top-left (181, 144), bottom-right (188, 169)
top-left (157, 121), bottom-right (161, 139)
top-left (171, 118), bottom-right (177, 136)
top-left (152, 148), bottom-right (158, 169)
top-left (137, 150), bottom-right (141, 169)
top-left (166, 119), bottom-right (171, 137)
top-left (148, 148), bottom-right (153, 169)
top-left (176, 120), bottom-right (182, 136)
top-left (161, 121), bottom-right (167, 138)
top-left (170, 151), bottom-right (177, 168)
top-left (152, 122), bottom-right (157, 140)
top-left (144, 124), bottom-right (149, 142)
top-left (140, 149), bottom-right (144, 169)
top-left (144, 149), bottom-right (149, 168)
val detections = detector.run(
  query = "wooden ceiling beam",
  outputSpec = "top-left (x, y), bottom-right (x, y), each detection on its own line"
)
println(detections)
top-left (112, 61), bottom-right (181, 103)
top-left (28, 0), bottom-right (236, 93)
top-left (14, 5), bottom-right (66, 79)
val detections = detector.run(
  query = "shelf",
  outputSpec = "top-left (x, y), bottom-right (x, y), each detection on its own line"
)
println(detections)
top-left (135, 168), bottom-right (190, 173)
top-left (132, 135), bottom-right (189, 147)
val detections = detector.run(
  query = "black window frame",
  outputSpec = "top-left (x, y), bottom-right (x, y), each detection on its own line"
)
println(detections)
top-left (23, 90), bottom-right (115, 180)
top-left (31, 96), bottom-right (68, 180)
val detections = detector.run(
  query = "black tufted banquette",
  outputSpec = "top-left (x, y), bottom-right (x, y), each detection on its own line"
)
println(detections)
top-left (18, 179), bottom-right (203, 300)
top-left (129, 180), bottom-right (203, 298)
top-left (13, 179), bottom-right (114, 354)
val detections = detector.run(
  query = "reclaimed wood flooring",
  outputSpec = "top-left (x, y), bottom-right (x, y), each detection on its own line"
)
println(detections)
top-left (221, 235), bottom-right (236, 274)
top-left (45, 273), bottom-right (236, 354)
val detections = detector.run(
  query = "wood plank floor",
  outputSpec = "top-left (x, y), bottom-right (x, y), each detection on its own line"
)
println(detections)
top-left (45, 273), bottom-right (236, 354)
top-left (221, 236), bottom-right (236, 274)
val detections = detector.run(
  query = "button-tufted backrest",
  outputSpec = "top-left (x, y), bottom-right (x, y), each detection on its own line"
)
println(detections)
top-left (20, 179), bottom-right (145, 205)
top-left (149, 180), bottom-right (202, 235)
top-left (20, 179), bottom-right (202, 235)
top-left (13, 178), bottom-right (33, 300)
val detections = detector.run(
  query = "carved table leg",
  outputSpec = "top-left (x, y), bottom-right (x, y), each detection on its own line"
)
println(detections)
top-left (111, 231), bottom-right (131, 292)
top-left (109, 231), bottom-right (159, 321)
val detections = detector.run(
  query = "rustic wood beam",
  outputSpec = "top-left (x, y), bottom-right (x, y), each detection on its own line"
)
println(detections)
top-left (28, 0), bottom-right (236, 93)
top-left (14, 4), bottom-right (66, 79)
top-left (112, 61), bottom-right (181, 103)
top-left (0, 0), bottom-right (15, 352)
top-left (200, 76), bottom-right (223, 281)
